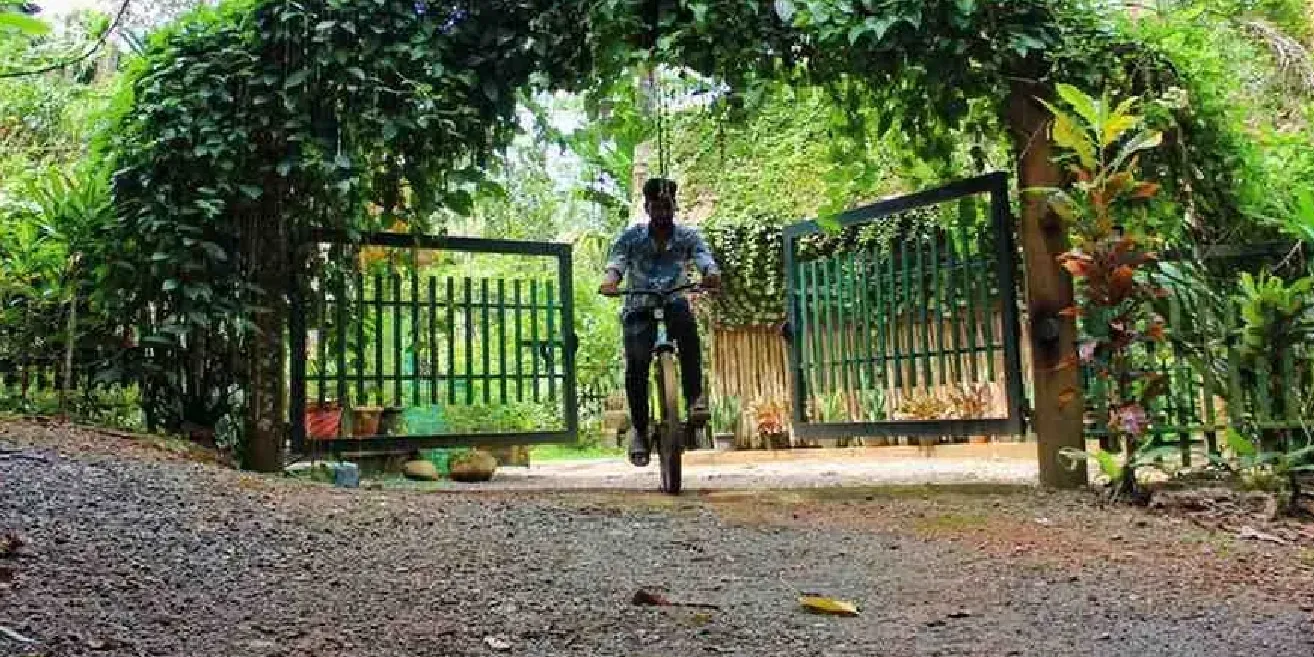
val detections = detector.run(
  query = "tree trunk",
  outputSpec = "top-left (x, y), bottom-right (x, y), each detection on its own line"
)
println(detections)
top-left (1006, 82), bottom-right (1087, 489)
top-left (60, 291), bottom-right (77, 418)
top-left (243, 217), bottom-right (289, 473)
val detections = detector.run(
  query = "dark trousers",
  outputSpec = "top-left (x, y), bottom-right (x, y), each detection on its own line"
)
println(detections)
top-left (623, 298), bottom-right (702, 435)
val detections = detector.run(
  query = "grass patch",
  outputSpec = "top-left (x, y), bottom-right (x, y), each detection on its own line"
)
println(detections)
top-left (530, 443), bottom-right (624, 462)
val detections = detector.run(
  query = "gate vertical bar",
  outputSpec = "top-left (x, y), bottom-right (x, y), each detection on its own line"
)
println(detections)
top-left (530, 280), bottom-right (541, 403)
top-left (335, 271), bottom-right (347, 406)
top-left (463, 277), bottom-right (474, 405)
top-left (393, 272), bottom-right (402, 406)
top-left (558, 246), bottom-right (578, 438)
top-left (498, 279), bottom-right (508, 404)
top-left (989, 172), bottom-right (1026, 433)
top-left (356, 272), bottom-right (365, 406)
top-left (481, 278), bottom-right (491, 405)
top-left (514, 280), bottom-right (524, 402)
top-left (429, 276), bottom-right (438, 404)
top-left (289, 241), bottom-right (307, 454)
top-left (374, 273), bottom-right (384, 406)
top-left (412, 270), bottom-right (420, 407)
top-left (546, 282), bottom-right (557, 402)
top-left (446, 277), bottom-right (455, 405)
top-left (783, 229), bottom-right (806, 423)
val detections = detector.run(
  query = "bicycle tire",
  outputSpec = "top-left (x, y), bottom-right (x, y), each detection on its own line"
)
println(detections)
top-left (655, 352), bottom-right (683, 495)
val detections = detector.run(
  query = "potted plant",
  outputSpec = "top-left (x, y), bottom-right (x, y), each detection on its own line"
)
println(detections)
top-left (895, 393), bottom-right (951, 451)
top-left (352, 406), bottom-right (383, 437)
top-left (711, 396), bottom-right (741, 451)
top-left (813, 391), bottom-right (848, 448)
top-left (946, 384), bottom-right (992, 444)
top-left (751, 397), bottom-right (791, 449)
top-left (305, 401), bottom-right (342, 440)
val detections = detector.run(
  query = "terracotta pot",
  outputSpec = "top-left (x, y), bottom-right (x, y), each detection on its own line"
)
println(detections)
top-left (305, 403), bottom-right (342, 439)
top-left (352, 407), bottom-right (382, 437)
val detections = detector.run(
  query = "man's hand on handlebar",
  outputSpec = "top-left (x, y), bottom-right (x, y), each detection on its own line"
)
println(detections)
top-left (598, 270), bottom-right (621, 297)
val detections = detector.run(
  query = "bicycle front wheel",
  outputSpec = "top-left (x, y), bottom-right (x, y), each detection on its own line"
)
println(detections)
top-left (655, 351), bottom-right (683, 495)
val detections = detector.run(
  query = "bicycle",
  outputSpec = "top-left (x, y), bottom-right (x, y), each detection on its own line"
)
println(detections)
top-left (602, 282), bottom-right (709, 495)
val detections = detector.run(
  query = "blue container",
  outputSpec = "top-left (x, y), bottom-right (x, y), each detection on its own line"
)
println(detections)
top-left (333, 462), bottom-right (360, 488)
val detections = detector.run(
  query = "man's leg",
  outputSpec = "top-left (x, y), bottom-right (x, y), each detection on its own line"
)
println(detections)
top-left (622, 310), bottom-right (657, 466)
top-left (666, 299), bottom-right (708, 423)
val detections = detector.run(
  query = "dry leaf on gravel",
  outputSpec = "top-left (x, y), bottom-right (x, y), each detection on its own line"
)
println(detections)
top-left (632, 588), bottom-right (720, 610)
top-left (799, 595), bottom-right (860, 617)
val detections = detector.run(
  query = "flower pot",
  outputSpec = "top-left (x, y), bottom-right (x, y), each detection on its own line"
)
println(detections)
top-left (352, 407), bottom-right (382, 437)
top-left (714, 432), bottom-right (736, 451)
top-left (305, 403), bottom-right (342, 439)
top-left (379, 407), bottom-right (405, 435)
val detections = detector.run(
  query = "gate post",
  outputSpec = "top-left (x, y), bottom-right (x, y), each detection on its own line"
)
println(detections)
top-left (1007, 82), bottom-right (1087, 489)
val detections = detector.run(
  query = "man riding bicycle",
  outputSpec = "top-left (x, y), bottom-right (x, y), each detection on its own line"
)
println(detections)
top-left (598, 178), bottom-right (721, 467)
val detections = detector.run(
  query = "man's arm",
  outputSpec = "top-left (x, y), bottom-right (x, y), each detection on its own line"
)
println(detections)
top-left (599, 231), bottom-right (628, 294)
top-left (690, 229), bottom-right (721, 288)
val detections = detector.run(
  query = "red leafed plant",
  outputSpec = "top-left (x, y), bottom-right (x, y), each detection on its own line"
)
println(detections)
top-left (1040, 85), bottom-right (1178, 503)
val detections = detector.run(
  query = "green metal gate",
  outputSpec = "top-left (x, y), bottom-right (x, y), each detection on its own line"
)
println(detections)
top-left (783, 172), bottom-right (1026, 442)
top-left (289, 230), bottom-right (578, 454)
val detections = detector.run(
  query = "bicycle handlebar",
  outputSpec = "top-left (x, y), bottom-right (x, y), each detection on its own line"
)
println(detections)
top-left (600, 282), bottom-right (706, 298)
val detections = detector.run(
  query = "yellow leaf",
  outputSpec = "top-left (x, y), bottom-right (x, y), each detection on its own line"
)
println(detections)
top-left (1051, 112), bottom-right (1096, 170)
top-left (799, 595), bottom-right (860, 617)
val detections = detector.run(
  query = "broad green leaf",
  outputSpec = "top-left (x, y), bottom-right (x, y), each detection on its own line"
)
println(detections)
top-left (1047, 108), bottom-right (1096, 170)
top-left (0, 11), bottom-right (50, 35)
top-left (285, 69), bottom-right (310, 88)
top-left (1055, 84), bottom-right (1099, 128)
top-left (1110, 130), bottom-right (1162, 172)
top-left (1101, 112), bottom-right (1138, 148)
top-left (1092, 449), bottom-right (1122, 481)
top-left (1225, 428), bottom-right (1258, 457)
top-left (816, 213), bottom-right (841, 235)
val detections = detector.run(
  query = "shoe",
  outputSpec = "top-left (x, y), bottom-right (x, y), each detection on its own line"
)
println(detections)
top-left (688, 395), bottom-right (710, 427)
top-left (628, 428), bottom-right (650, 467)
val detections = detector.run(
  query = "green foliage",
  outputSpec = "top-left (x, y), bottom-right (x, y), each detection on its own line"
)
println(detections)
top-left (1235, 272), bottom-right (1314, 359)
top-left (1059, 441), bottom-right (1183, 487)
top-left (0, 384), bottom-right (145, 433)
top-left (710, 394), bottom-right (741, 434)
top-left (1045, 84), bottom-right (1174, 502)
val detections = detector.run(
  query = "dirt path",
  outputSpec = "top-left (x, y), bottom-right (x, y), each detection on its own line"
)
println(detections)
top-left (2, 421), bottom-right (1312, 657)
top-left (449, 454), bottom-right (1037, 491)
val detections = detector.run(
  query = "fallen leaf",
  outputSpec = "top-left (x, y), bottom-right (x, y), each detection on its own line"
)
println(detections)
top-left (1238, 526), bottom-right (1287, 545)
top-left (799, 595), bottom-right (859, 617)
top-left (0, 533), bottom-right (25, 559)
top-left (0, 626), bottom-right (35, 643)
top-left (483, 636), bottom-right (511, 651)
top-left (632, 589), bottom-right (672, 606)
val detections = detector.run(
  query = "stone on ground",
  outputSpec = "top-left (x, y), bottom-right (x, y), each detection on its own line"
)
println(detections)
top-left (402, 459), bottom-right (440, 481)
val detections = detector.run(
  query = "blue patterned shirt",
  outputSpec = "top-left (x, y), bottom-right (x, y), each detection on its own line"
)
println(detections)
top-left (605, 223), bottom-right (720, 312)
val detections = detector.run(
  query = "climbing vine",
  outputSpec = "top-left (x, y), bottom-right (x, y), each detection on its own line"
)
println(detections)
top-left (100, 0), bottom-right (1262, 468)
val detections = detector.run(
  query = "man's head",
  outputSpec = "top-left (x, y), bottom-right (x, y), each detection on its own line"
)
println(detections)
top-left (643, 177), bottom-right (678, 229)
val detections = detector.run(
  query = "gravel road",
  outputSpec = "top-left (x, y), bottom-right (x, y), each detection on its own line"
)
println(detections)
top-left (2, 423), bottom-right (1312, 657)
top-left (456, 455), bottom-right (1038, 490)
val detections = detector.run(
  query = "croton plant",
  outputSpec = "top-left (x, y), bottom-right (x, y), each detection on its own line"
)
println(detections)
top-left (1041, 85), bottom-right (1178, 501)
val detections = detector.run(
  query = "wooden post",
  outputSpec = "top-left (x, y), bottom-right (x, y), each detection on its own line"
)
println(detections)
top-left (1007, 82), bottom-right (1087, 489)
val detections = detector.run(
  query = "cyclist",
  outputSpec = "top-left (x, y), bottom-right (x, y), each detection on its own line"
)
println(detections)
top-left (598, 177), bottom-right (721, 467)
